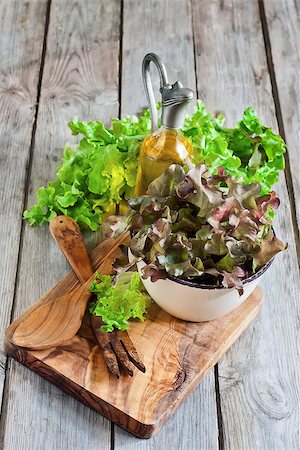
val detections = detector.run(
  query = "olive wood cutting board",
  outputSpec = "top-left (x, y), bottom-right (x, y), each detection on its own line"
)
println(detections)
top-left (4, 237), bottom-right (264, 439)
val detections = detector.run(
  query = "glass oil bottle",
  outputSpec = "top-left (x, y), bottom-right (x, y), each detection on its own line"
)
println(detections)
top-left (134, 53), bottom-right (194, 196)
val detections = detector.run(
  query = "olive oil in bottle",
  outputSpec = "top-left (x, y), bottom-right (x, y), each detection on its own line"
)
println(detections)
top-left (135, 128), bottom-right (193, 196)
top-left (134, 53), bottom-right (194, 196)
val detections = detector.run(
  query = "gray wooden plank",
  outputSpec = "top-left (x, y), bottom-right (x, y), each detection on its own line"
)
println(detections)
top-left (115, 379), bottom-right (218, 449)
top-left (121, 0), bottom-right (195, 116)
top-left (264, 0), bottom-right (300, 233)
top-left (114, 0), bottom-right (218, 448)
top-left (0, 0), bottom-right (48, 407)
top-left (192, 1), bottom-right (300, 449)
top-left (1, 1), bottom-right (121, 449)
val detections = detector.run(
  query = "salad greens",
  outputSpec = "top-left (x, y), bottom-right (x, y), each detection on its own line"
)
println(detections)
top-left (183, 102), bottom-right (285, 193)
top-left (24, 101), bottom-right (286, 231)
top-left (89, 271), bottom-right (151, 332)
top-left (109, 163), bottom-right (287, 294)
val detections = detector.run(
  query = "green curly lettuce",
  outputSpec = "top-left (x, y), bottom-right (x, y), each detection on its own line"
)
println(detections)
top-left (182, 102), bottom-right (286, 194)
top-left (89, 271), bottom-right (151, 332)
top-left (24, 102), bottom-right (286, 230)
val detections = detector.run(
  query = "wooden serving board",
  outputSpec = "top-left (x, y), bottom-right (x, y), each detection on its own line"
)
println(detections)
top-left (4, 238), bottom-right (264, 439)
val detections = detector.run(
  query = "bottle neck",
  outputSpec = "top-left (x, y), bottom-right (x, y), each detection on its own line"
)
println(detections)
top-left (161, 104), bottom-right (185, 130)
top-left (153, 126), bottom-right (182, 137)
top-left (161, 123), bottom-right (181, 131)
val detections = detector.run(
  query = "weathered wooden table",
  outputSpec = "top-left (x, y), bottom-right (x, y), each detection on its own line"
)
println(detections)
top-left (0, 1), bottom-right (299, 448)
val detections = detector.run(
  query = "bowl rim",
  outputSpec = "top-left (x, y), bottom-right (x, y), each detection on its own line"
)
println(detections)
top-left (165, 257), bottom-right (273, 289)
top-left (131, 236), bottom-right (274, 291)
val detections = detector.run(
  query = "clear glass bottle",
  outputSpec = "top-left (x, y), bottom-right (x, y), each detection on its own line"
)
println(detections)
top-left (135, 128), bottom-right (193, 196)
top-left (134, 53), bottom-right (194, 196)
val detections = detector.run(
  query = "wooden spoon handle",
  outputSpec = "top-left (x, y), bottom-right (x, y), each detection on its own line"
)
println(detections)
top-left (50, 216), bottom-right (93, 283)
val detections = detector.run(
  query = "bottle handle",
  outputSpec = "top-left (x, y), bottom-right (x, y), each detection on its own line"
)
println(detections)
top-left (142, 53), bottom-right (169, 132)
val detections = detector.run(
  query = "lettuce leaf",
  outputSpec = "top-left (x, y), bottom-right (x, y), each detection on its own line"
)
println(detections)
top-left (117, 163), bottom-right (287, 294)
top-left (89, 271), bottom-right (151, 332)
top-left (24, 102), bottom-right (286, 230)
top-left (182, 103), bottom-right (286, 194)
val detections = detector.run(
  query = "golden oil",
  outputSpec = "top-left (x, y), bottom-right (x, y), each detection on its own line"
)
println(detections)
top-left (134, 128), bottom-right (193, 196)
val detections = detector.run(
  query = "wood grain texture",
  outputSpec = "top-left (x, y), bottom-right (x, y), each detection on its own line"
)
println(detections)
top-left (114, 379), bottom-right (218, 449)
top-left (0, 0), bottom-right (48, 406)
top-left (264, 0), bottom-right (300, 232)
top-left (4, 237), bottom-right (264, 439)
top-left (1, 0), bottom-right (299, 448)
top-left (120, 0), bottom-right (196, 116)
top-left (50, 216), bottom-right (142, 378)
top-left (192, 1), bottom-right (300, 449)
top-left (50, 215), bottom-right (94, 284)
top-left (117, 1), bottom-right (219, 447)
top-left (12, 232), bottom-right (128, 350)
top-left (1, 1), bottom-right (120, 449)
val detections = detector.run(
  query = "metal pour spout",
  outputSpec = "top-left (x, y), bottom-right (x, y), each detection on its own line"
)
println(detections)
top-left (142, 53), bottom-right (194, 132)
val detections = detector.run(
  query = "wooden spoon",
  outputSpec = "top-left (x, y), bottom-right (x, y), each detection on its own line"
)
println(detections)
top-left (12, 219), bottom-right (128, 350)
top-left (51, 216), bottom-right (144, 378)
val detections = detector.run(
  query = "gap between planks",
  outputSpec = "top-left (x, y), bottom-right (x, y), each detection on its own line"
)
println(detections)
top-left (111, 1), bottom-right (124, 444)
top-left (258, 0), bottom-right (300, 267)
top-left (117, 0), bottom-right (124, 121)
top-left (214, 365), bottom-right (225, 450)
top-left (2, 1), bottom-right (295, 448)
top-left (117, 0), bottom-right (218, 446)
top-left (192, 1), bottom-right (300, 448)
top-left (2, 1), bottom-right (121, 447)
top-left (0, 0), bottom-right (52, 437)
top-left (190, 0), bottom-right (224, 447)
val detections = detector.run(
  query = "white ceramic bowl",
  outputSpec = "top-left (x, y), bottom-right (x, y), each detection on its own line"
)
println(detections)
top-left (135, 257), bottom-right (272, 322)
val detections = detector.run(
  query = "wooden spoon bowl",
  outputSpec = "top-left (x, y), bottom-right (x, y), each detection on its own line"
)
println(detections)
top-left (12, 222), bottom-right (128, 350)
